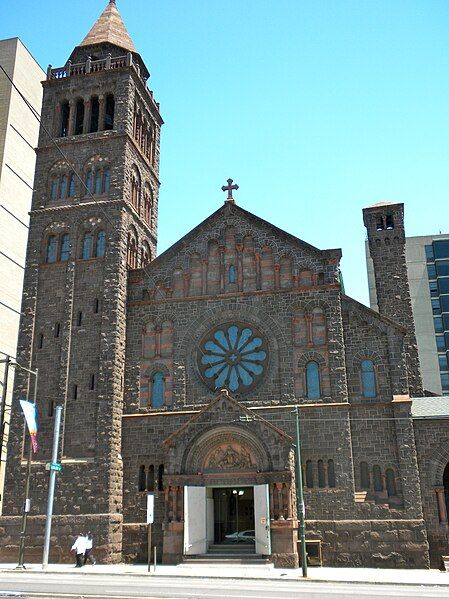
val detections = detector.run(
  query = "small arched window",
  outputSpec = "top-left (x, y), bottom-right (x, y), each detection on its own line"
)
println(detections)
top-left (151, 372), bottom-right (165, 408)
top-left (60, 101), bottom-right (70, 137)
top-left (95, 169), bottom-right (102, 194)
top-left (360, 461), bottom-right (370, 489)
top-left (306, 361), bottom-right (321, 399)
top-left (138, 465), bottom-right (146, 492)
top-left (305, 460), bottom-right (314, 488)
top-left (147, 464), bottom-right (155, 492)
top-left (82, 233), bottom-right (93, 260)
top-left (103, 168), bottom-right (110, 193)
top-left (318, 460), bottom-right (325, 488)
top-left (104, 94), bottom-right (115, 130)
top-left (46, 236), bottom-right (57, 263)
top-left (68, 174), bottom-right (76, 197)
top-left (328, 459), bottom-right (336, 488)
top-left (386, 469), bottom-right (397, 497)
top-left (90, 96), bottom-right (99, 133)
top-left (50, 178), bottom-right (58, 200)
top-left (85, 171), bottom-right (93, 193)
top-left (96, 231), bottom-right (106, 258)
top-left (361, 360), bottom-right (376, 398)
top-left (60, 234), bottom-right (70, 261)
top-left (60, 175), bottom-right (68, 199)
top-left (74, 99), bottom-right (84, 135)
top-left (373, 465), bottom-right (383, 492)
top-left (229, 264), bottom-right (237, 284)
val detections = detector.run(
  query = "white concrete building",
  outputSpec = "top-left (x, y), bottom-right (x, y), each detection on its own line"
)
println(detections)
top-left (0, 38), bottom-right (44, 512)
top-left (366, 233), bottom-right (449, 396)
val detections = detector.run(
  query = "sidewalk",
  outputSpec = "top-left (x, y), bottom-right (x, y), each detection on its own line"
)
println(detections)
top-left (1, 562), bottom-right (448, 586)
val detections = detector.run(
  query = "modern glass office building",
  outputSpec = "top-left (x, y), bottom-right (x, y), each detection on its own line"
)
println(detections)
top-left (367, 234), bottom-right (449, 396)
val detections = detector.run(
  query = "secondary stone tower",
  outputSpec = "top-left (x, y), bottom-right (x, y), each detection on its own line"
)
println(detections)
top-left (363, 202), bottom-right (423, 397)
top-left (2, 0), bottom-right (162, 561)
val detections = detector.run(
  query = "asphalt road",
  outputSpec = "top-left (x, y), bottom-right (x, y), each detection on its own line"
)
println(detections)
top-left (0, 573), bottom-right (449, 599)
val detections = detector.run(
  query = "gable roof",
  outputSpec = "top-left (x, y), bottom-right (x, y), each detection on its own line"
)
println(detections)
top-left (79, 0), bottom-right (137, 53)
top-left (342, 294), bottom-right (407, 334)
top-left (147, 201), bottom-right (342, 271)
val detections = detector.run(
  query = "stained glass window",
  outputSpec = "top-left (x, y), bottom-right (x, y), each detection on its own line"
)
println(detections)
top-left (46, 236), bottom-right (57, 263)
top-left (82, 233), bottom-right (93, 260)
top-left (306, 361), bottom-right (320, 399)
top-left (199, 324), bottom-right (268, 394)
top-left (361, 360), bottom-right (376, 398)
top-left (60, 234), bottom-right (70, 261)
top-left (151, 372), bottom-right (165, 408)
top-left (96, 231), bottom-right (106, 258)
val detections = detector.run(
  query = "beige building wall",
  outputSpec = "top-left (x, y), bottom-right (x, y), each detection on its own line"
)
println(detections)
top-left (366, 236), bottom-right (443, 395)
top-left (0, 38), bottom-right (44, 513)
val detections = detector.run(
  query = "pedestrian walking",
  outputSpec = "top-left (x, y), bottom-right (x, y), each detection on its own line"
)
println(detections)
top-left (71, 533), bottom-right (87, 568)
top-left (84, 531), bottom-right (97, 565)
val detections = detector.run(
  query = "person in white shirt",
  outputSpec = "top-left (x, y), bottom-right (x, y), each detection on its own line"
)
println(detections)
top-left (84, 531), bottom-right (96, 565)
top-left (71, 533), bottom-right (87, 568)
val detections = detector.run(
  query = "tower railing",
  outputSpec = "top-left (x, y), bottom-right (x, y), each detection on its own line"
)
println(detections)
top-left (48, 52), bottom-right (137, 81)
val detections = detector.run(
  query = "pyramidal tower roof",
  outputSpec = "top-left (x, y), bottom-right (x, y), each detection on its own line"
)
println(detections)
top-left (79, 0), bottom-right (137, 53)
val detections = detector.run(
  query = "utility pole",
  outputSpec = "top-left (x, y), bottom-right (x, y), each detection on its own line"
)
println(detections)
top-left (17, 366), bottom-right (38, 570)
top-left (42, 405), bottom-right (63, 569)
top-left (293, 406), bottom-right (307, 578)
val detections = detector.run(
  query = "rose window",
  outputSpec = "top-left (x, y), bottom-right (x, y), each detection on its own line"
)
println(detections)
top-left (198, 324), bottom-right (268, 394)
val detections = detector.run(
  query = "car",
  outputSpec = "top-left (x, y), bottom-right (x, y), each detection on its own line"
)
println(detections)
top-left (224, 530), bottom-right (255, 543)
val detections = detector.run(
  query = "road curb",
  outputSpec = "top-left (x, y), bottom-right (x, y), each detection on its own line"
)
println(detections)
top-left (1, 567), bottom-right (449, 588)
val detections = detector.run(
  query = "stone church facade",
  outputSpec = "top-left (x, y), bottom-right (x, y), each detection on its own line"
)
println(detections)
top-left (1, 0), bottom-right (448, 569)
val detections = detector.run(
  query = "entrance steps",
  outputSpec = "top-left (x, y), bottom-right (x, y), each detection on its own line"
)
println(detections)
top-left (182, 545), bottom-right (272, 567)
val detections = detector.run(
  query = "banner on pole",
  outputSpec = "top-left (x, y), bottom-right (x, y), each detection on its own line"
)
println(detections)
top-left (19, 398), bottom-right (38, 453)
top-left (147, 493), bottom-right (154, 524)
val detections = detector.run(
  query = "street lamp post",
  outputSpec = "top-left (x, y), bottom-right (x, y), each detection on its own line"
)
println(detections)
top-left (293, 406), bottom-right (307, 578)
top-left (0, 355), bottom-right (12, 461)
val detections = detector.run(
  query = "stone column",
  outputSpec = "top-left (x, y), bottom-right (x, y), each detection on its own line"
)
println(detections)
top-left (68, 99), bottom-right (75, 136)
top-left (435, 487), bottom-right (448, 523)
top-left (98, 95), bottom-right (106, 131)
top-left (83, 98), bottom-right (91, 134)
top-left (219, 246), bottom-right (225, 293)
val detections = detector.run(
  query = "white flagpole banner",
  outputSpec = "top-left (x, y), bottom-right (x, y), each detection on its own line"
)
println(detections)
top-left (19, 399), bottom-right (39, 453)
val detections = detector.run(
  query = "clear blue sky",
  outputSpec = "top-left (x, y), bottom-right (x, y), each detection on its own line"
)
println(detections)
top-left (2, 0), bottom-right (449, 305)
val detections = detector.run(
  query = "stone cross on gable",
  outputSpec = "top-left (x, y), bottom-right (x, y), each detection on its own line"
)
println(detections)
top-left (221, 178), bottom-right (239, 203)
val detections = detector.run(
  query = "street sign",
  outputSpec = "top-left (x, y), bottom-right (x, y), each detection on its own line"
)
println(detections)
top-left (147, 493), bottom-right (154, 524)
top-left (49, 463), bottom-right (62, 472)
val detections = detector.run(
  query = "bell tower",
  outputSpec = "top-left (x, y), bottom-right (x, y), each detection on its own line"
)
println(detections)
top-left (2, 0), bottom-right (162, 561)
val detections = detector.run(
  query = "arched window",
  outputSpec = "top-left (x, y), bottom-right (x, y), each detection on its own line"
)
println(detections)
top-left (386, 468), bottom-right (397, 497)
top-left (85, 171), bottom-right (93, 193)
top-left (104, 94), bottom-right (115, 130)
top-left (151, 372), bottom-right (165, 408)
top-left (60, 234), bottom-right (70, 261)
top-left (147, 464), bottom-right (155, 492)
top-left (82, 233), bottom-right (93, 260)
top-left (127, 234), bottom-right (138, 268)
top-left (90, 96), bottom-right (99, 133)
top-left (305, 460), bottom-right (314, 488)
top-left (60, 101), bottom-right (70, 137)
top-left (95, 169), bottom-right (102, 194)
top-left (46, 236), bottom-right (57, 263)
top-left (131, 169), bottom-right (141, 211)
top-left (68, 174), bottom-right (76, 197)
top-left (50, 179), bottom-right (58, 200)
top-left (158, 464), bottom-right (164, 491)
top-left (306, 361), bottom-right (321, 399)
top-left (138, 465), bottom-right (146, 492)
top-left (328, 459), bottom-right (336, 488)
top-left (96, 230), bottom-right (106, 258)
top-left (74, 99), bottom-right (84, 135)
top-left (141, 242), bottom-right (151, 267)
top-left (318, 460), bottom-right (325, 488)
top-left (360, 461), bottom-right (370, 489)
top-left (361, 360), bottom-right (376, 398)
top-left (229, 264), bottom-right (237, 284)
top-left (103, 168), bottom-right (110, 193)
top-left (60, 175), bottom-right (68, 199)
top-left (373, 465), bottom-right (383, 492)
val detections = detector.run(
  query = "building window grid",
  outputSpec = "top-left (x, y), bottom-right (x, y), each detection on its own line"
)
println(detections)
top-left (427, 242), bottom-right (449, 392)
